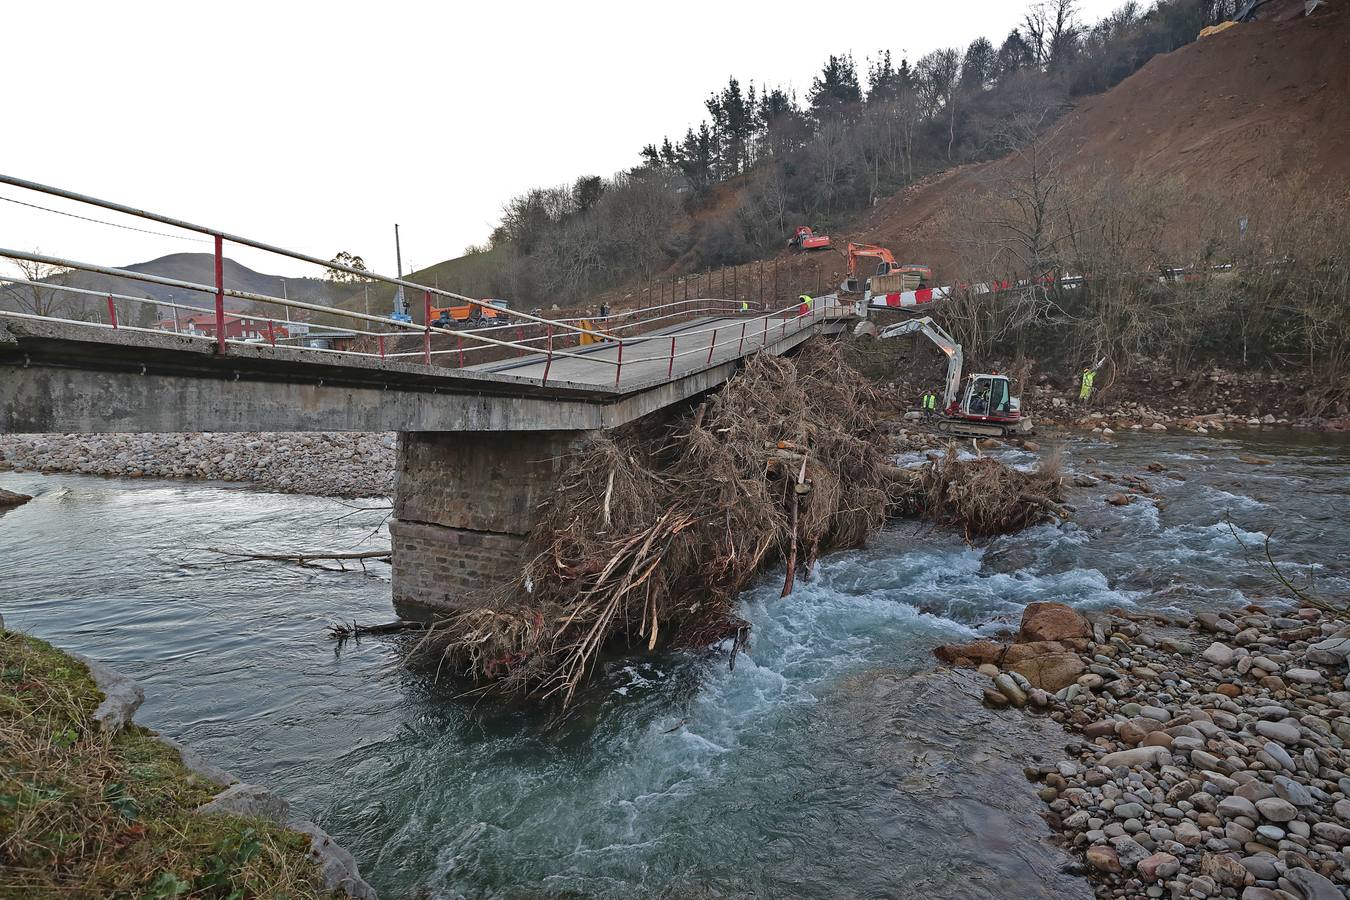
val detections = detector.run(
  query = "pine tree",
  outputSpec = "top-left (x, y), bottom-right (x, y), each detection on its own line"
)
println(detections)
top-left (807, 54), bottom-right (862, 127)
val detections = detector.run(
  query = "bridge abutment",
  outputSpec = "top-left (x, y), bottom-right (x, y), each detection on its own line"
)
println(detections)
top-left (389, 429), bottom-right (589, 614)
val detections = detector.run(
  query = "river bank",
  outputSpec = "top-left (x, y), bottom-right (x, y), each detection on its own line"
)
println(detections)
top-left (950, 597), bottom-right (1350, 899)
top-left (0, 432), bottom-right (395, 498)
top-left (0, 627), bottom-right (376, 898)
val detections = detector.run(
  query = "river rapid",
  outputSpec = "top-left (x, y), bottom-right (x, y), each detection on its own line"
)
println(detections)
top-left (2, 431), bottom-right (1348, 899)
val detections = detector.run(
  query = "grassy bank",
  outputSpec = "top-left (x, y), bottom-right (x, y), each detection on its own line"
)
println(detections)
top-left (0, 630), bottom-right (330, 899)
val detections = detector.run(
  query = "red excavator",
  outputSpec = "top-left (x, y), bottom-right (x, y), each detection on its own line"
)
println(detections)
top-left (841, 242), bottom-right (932, 294)
top-left (788, 226), bottom-right (832, 252)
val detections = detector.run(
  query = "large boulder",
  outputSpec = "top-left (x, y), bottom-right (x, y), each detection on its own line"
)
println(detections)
top-left (72, 654), bottom-right (144, 735)
top-left (933, 639), bottom-right (1005, 667)
top-left (290, 819), bottom-right (380, 899)
top-left (198, 783), bottom-right (290, 825)
top-left (1008, 651), bottom-right (1086, 691)
top-left (0, 488), bottom-right (31, 508)
top-left (1003, 640), bottom-right (1070, 665)
top-left (1018, 601), bottom-right (1091, 644)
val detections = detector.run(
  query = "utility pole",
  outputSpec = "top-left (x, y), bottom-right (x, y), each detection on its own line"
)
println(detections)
top-left (280, 278), bottom-right (291, 323)
top-left (391, 223), bottom-right (411, 322)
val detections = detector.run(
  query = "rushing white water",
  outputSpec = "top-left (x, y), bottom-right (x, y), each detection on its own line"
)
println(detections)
top-left (2, 431), bottom-right (1347, 898)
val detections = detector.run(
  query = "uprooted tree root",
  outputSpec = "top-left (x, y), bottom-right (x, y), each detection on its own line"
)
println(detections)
top-left (413, 341), bottom-right (1068, 705)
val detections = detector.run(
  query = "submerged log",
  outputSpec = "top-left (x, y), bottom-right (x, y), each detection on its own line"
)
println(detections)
top-left (200, 547), bottom-right (391, 572)
top-left (328, 620), bottom-right (426, 639)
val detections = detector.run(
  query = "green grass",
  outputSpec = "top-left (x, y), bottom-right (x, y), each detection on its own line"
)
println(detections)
top-left (0, 630), bottom-right (333, 899)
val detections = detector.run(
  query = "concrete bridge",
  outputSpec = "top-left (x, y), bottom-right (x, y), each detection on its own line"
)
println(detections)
top-left (0, 181), bottom-right (854, 612)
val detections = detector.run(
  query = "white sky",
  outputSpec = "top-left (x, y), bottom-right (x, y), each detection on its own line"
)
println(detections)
top-left (1, 0), bottom-right (1123, 282)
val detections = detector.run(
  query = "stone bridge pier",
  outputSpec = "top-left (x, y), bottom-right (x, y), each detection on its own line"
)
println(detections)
top-left (389, 430), bottom-right (590, 614)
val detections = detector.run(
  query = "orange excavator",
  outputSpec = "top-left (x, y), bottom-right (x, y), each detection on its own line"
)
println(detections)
top-left (788, 225), bottom-right (832, 252)
top-left (841, 242), bottom-right (932, 294)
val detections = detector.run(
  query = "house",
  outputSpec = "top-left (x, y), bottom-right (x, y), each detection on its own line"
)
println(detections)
top-left (155, 310), bottom-right (289, 342)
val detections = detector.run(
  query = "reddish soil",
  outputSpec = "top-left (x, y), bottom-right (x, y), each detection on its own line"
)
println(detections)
top-left (850, 6), bottom-right (1350, 281)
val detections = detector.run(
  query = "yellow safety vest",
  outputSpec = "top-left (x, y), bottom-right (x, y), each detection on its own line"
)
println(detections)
top-left (1080, 370), bottom-right (1095, 399)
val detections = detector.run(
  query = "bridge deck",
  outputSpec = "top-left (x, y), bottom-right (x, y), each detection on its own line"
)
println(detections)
top-left (475, 314), bottom-right (799, 385)
top-left (1, 307), bottom-right (852, 434)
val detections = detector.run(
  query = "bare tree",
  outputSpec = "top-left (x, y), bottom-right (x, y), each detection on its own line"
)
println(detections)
top-left (2, 255), bottom-right (75, 317)
top-left (1022, 0), bottom-right (1081, 71)
top-left (916, 48), bottom-right (963, 161)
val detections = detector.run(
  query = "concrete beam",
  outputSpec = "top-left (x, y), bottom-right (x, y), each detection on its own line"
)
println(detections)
top-left (0, 316), bottom-right (841, 434)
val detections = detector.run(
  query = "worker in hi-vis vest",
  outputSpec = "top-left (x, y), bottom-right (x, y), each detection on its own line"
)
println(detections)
top-left (1079, 367), bottom-right (1096, 402)
top-left (798, 294), bottom-right (813, 317)
top-left (740, 300), bottom-right (749, 312)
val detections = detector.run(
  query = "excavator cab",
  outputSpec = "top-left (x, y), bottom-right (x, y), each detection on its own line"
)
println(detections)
top-left (960, 374), bottom-right (1019, 419)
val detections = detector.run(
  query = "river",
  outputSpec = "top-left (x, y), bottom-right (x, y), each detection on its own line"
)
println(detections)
top-left (2, 431), bottom-right (1348, 899)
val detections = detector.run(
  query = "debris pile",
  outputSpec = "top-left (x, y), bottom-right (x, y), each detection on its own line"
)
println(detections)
top-left (909, 449), bottom-right (1068, 538)
top-left (420, 342), bottom-right (898, 704)
top-left (419, 341), bottom-right (1070, 704)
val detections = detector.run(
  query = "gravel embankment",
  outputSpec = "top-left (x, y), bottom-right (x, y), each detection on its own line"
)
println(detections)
top-left (0, 433), bottom-right (395, 498)
top-left (945, 600), bottom-right (1350, 899)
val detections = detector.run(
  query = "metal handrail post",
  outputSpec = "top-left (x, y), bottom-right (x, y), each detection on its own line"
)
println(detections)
top-left (423, 290), bottom-right (432, 364)
top-left (542, 324), bottom-right (554, 385)
top-left (213, 235), bottom-right (225, 354)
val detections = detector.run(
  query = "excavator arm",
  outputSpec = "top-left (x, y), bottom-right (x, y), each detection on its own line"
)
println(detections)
top-left (844, 242), bottom-right (898, 278)
top-left (876, 316), bottom-right (964, 409)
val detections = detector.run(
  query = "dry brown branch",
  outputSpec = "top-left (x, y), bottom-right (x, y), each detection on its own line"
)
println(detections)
top-left (411, 341), bottom-right (1069, 705)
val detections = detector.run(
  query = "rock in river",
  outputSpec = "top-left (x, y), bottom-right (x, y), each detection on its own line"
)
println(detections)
top-left (1018, 601), bottom-right (1091, 644)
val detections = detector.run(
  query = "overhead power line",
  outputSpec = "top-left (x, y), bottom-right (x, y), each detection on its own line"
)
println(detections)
top-left (0, 194), bottom-right (211, 243)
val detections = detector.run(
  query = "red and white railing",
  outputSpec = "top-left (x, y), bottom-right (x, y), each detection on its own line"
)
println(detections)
top-left (0, 175), bottom-right (850, 389)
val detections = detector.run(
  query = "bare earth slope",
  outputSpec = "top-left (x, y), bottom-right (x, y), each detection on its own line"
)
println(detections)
top-left (853, 7), bottom-right (1350, 279)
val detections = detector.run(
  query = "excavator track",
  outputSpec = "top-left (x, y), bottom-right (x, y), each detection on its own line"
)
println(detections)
top-left (923, 417), bottom-right (1034, 439)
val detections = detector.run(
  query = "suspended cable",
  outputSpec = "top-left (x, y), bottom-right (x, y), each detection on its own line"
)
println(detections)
top-left (0, 194), bottom-right (211, 243)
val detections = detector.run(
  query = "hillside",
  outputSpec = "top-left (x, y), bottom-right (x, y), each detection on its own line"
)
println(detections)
top-left (849, 5), bottom-right (1350, 281)
top-left (389, 6), bottom-right (1349, 313)
top-left (1, 253), bottom-right (338, 323)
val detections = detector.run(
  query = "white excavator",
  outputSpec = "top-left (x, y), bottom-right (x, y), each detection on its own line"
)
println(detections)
top-left (877, 316), bottom-right (1033, 438)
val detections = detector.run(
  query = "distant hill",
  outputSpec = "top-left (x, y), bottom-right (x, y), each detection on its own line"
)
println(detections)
top-left (1, 252), bottom-right (344, 324)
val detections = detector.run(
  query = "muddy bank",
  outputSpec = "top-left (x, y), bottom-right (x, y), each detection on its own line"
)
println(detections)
top-left (1029, 364), bottom-right (1349, 437)
top-left (850, 336), bottom-right (1348, 436)
top-left (0, 432), bottom-right (395, 498)
top-left (942, 598), bottom-right (1350, 899)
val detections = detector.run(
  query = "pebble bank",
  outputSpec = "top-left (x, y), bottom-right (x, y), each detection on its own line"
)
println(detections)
top-left (0, 432), bottom-right (395, 498)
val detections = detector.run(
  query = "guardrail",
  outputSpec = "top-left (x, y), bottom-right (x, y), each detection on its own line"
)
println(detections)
top-left (0, 175), bottom-right (852, 389)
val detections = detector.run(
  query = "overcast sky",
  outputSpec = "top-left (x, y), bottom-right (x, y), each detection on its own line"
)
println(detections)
top-left (2, 0), bottom-right (1123, 284)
